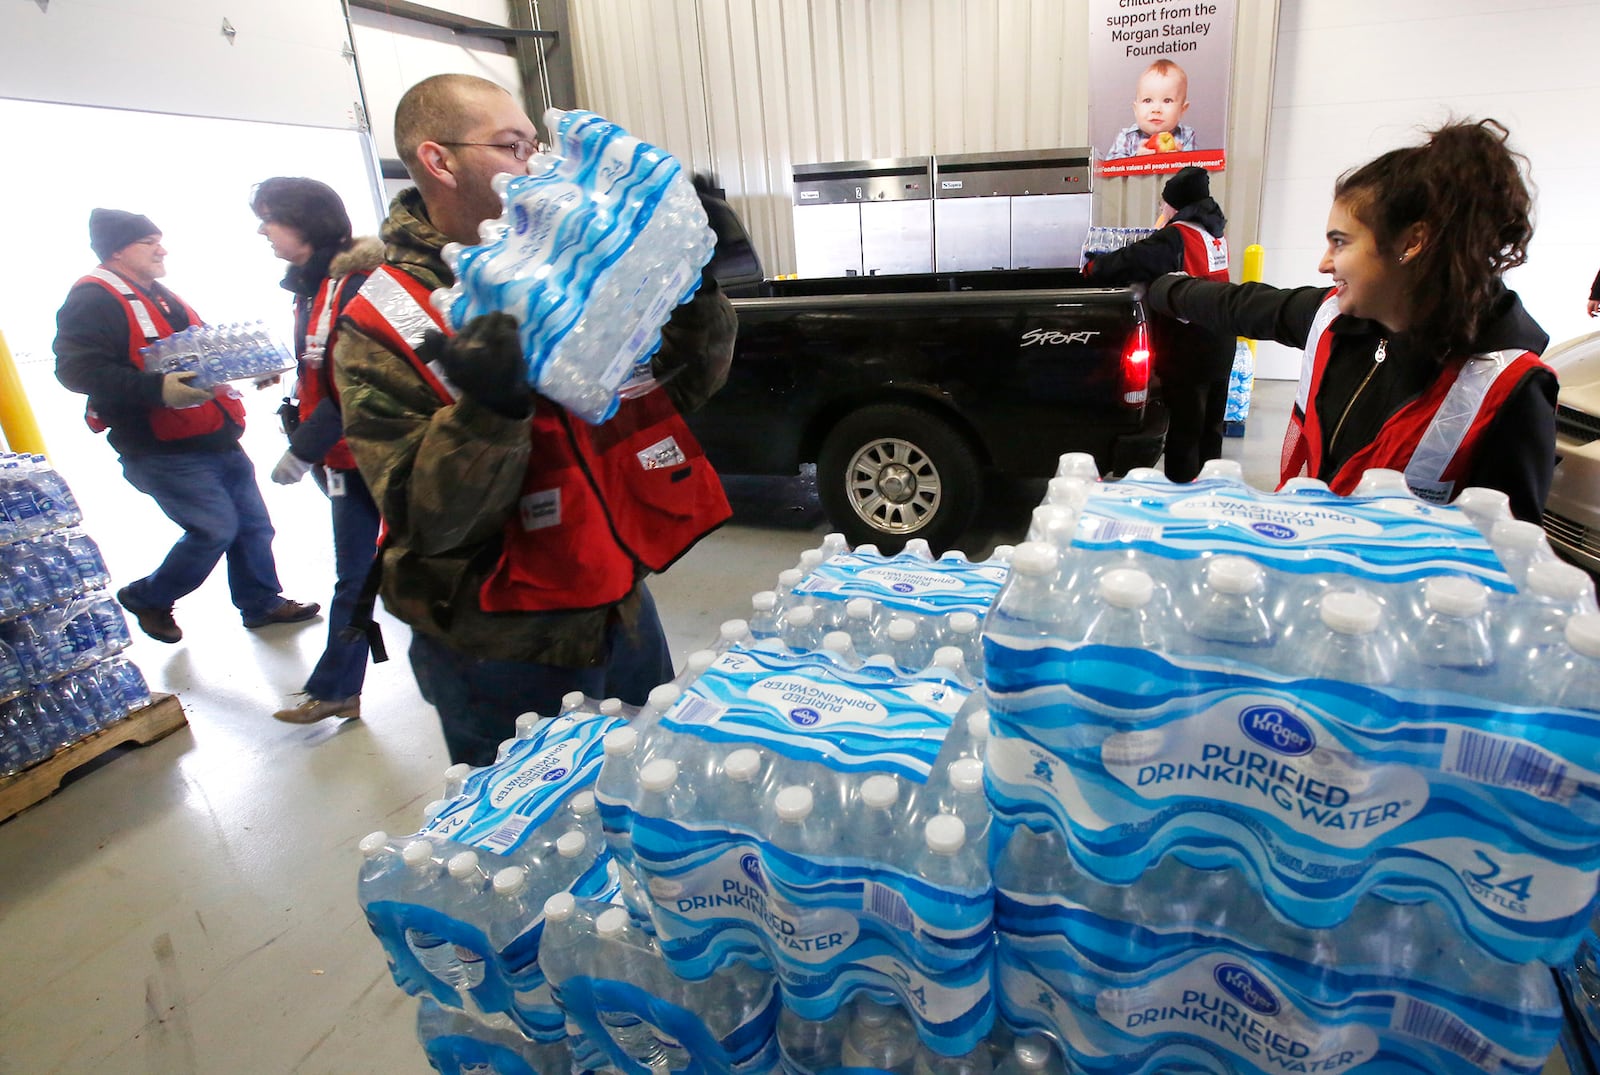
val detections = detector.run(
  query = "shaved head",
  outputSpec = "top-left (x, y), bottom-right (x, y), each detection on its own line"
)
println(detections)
top-left (393, 73), bottom-right (514, 178)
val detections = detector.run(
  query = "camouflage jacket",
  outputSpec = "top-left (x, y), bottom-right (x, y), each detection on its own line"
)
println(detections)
top-left (332, 187), bottom-right (736, 665)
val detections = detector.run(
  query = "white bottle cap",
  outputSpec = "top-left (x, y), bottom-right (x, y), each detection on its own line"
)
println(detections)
top-left (823, 631), bottom-right (854, 655)
top-left (1099, 568), bottom-right (1154, 609)
top-left (402, 839), bottom-right (435, 868)
top-left (724, 748), bottom-right (761, 784)
top-left (751, 590), bottom-right (778, 613)
top-left (443, 762), bottom-right (472, 785)
top-left (786, 605), bottom-right (816, 627)
top-left (1353, 468), bottom-right (1411, 496)
top-left (686, 649), bottom-right (717, 676)
top-left (1490, 517), bottom-right (1545, 552)
top-left (821, 532), bottom-right (850, 555)
top-left (1319, 591), bottom-right (1382, 635)
top-left (358, 831), bottom-right (389, 858)
top-left (495, 739), bottom-right (518, 759)
top-left (1124, 467), bottom-right (1166, 483)
top-left (855, 543), bottom-right (882, 558)
top-left (1197, 459), bottom-right (1245, 483)
top-left (719, 619), bottom-right (750, 644)
top-left (903, 538), bottom-right (933, 559)
top-left (775, 784), bottom-right (815, 822)
top-left (569, 790), bottom-right (597, 816)
top-left (543, 891), bottom-right (577, 922)
top-left (1454, 486), bottom-right (1510, 521)
top-left (648, 683), bottom-right (683, 709)
top-left (595, 906), bottom-right (630, 939)
top-left (861, 774), bottom-right (900, 809)
top-left (1014, 1035), bottom-right (1055, 1071)
top-left (855, 999), bottom-right (893, 1027)
top-left (557, 829), bottom-right (587, 858)
top-left (967, 709), bottom-right (991, 742)
top-left (888, 618), bottom-right (917, 642)
top-left (493, 866), bottom-right (528, 897)
top-left (447, 851), bottom-right (480, 880)
top-left (932, 646), bottom-right (966, 672)
top-left (798, 549), bottom-right (825, 571)
top-left (846, 598), bottom-right (873, 621)
top-left (1526, 560), bottom-right (1592, 601)
top-left (598, 698), bottom-right (624, 716)
top-left (1205, 555), bottom-right (1263, 596)
top-left (1056, 452), bottom-right (1100, 481)
top-left (1031, 504), bottom-right (1073, 537)
top-left (777, 568), bottom-right (804, 591)
top-left (603, 726), bottom-right (640, 757)
top-left (514, 712), bottom-right (542, 737)
top-left (639, 757), bottom-right (680, 793)
top-left (1046, 476), bottom-right (1090, 510)
top-left (948, 611), bottom-right (979, 636)
top-left (1567, 614), bottom-right (1600, 659)
top-left (1424, 576), bottom-right (1488, 618)
top-left (949, 757), bottom-right (984, 794)
top-left (422, 798), bottom-right (450, 822)
top-left (561, 690), bottom-right (587, 713)
top-left (925, 813), bottom-right (967, 854)
top-left (1279, 476), bottom-right (1330, 493)
top-left (1011, 541), bottom-right (1059, 578)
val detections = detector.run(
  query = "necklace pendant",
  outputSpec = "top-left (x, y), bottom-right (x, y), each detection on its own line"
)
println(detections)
top-left (1374, 339), bottom-right (1388, 363)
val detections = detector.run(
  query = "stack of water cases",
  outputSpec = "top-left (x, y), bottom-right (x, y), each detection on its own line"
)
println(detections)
top-left (1081, 226), bottom-right (1158, 261)
top-left (597, 538), bottom-right (1014, 1072)
top-left (984, 460), bottom-right (1600, 1075)
top-left (1225, 340), bottom-right (1254, 426)
top-left (0, 453), bottom-right (149, 777)
top-left (139, 321), bottom-right (295, 389)
top-left (434, 108), bottom-right (715, 424)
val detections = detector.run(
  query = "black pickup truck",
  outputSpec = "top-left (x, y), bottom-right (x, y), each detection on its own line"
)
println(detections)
top-left (691, 209), bottom-right (1167, 552)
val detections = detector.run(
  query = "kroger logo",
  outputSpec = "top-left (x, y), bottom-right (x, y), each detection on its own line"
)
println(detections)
top-left (1239, 705), bottom-right (1314, 756)
top-left (541, 766), bottom-right (568, 782)
top-left (788, 707), bottom-right (821, 727)
top-left (739, 853), bottom-right (767, 891)
top-left (1251, 521), bottom-right (1297, 540)
top-left (512, 204), bottom-right (529, 232)
top-left (1214, 963), bottom-right (1280, 1015)
top-left (891, 583), bottom-right (914, 593)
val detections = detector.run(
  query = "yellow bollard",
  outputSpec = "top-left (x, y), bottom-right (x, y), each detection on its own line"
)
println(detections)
top-left (0, 330), bottom-right (48, 456)
top-left (1241, 243), bottom-right (1264, 285)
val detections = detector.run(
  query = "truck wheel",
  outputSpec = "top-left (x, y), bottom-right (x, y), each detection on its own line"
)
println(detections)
top-left (816, 404), bottom-right (981, 554)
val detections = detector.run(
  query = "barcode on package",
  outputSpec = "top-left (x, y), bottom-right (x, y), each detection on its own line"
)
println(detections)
top-left (1393, 998), bottom-right (1497, 1071)
top-left (475, 813), bottom-right (535, 856)
top-left (1081, 519), bottom-right (1160, 543)
top-left (864, 882), bottom-right (914, 931)
top-left (1443, 729), bottom-right (1572, 803)
top-left (670, 695), bottom-right (725, 727)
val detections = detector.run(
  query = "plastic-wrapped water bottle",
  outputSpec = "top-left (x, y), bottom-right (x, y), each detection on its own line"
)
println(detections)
top-left (1298, 590), bottom-right (1395, 685)
top-left (1183, 554), bottom-right (1274, 652)
top-left (1352, 468), bottom-right (1412, 499)
top-left (913, 814), bottom-right (976, 891)
top-left (989, 542), bottom-right (1072, 638)
top-left (856, 773), bottom-right (906, 863)
top-left (1488, 517), bottom-right (1555, 586)
top-left (0, 639), bottom-right (25, 703)
top-left (25, 455), bottom-right (82, 527)
top-left (1412, 575), bottom-right (1494, 676)
top-left (839, 997), bottom-right (918, 1074)
top-left (843, 597), bottom-right (880, 655)
top-left (536, 892), bottom-right (593, 1002)
top-left (748, 591), bottom-right (782, 639)
top-left (882, 617), bottom-right (932, 674)
top-left (993, 1034), bottom-right (1067, 1075)
top-left (597, 726), bottom-right (642, 860)
top-left (945, 611), bottom-right (984, 679)
top-left (636, 757), bottom-right (698, 824)
top-left (820, 630), bottom-right (862, 669)
top-left (64, 532), bottom-right (110, 591)
top-left (718, 747), bottom-right (767, 831)
top-left (104, 657), bottom-right (151, 711)
top-left (0, 459), bottom-right (50, 541)
top-left (779, 604), bottom-right (825, 652)
top-left (777, 1005), bottom-right (850, 1073)
top-left (1454, 486), bottom-right (1511, 536)
top-left (1539, 614), bottom-right (1600, 708)
top-left (1056, 452), bottom-right (1100, 482)
top-left (1, 544), bottom-right (53, 613)
top-left (913, 1040), bottom-right (994, 1075)
top-left (415, 995), bottom-right (571, 1075)
top-left (671, 648), bottom-right (717, 690)
top-left (592, 906), bottom-right (672, 1065)
top-left (939, 758), bottom-right (989, 842)
top-left (769, 785), bottom-right (835, 857)
top-left (1500, 559), bottom-right (1597, 671)
top-left (1081, 568), bottom-right (1168, 649)
top-left (716, 618), bottom-right (751, 654)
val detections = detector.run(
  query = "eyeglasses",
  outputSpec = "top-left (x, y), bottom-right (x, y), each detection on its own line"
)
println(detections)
top-left (438, 139), bottom-right (538, 162)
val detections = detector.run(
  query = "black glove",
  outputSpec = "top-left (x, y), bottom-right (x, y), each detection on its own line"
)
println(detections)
top-left (418, 312), bottom-right (532, 420)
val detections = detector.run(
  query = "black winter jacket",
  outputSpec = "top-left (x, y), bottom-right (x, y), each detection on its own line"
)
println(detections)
top-left (1147, 275), bottom-right (1557, 522)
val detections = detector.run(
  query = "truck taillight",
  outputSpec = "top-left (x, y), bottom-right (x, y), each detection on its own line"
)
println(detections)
top-left (1121, 322), bottom-right (1151, 405)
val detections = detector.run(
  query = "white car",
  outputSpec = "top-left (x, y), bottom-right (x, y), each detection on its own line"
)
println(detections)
top-left (1544, 329), bottom-right (1600, 575)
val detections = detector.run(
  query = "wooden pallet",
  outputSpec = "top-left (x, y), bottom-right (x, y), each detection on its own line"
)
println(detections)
top-left (0, 693), bottom-right (187, 824)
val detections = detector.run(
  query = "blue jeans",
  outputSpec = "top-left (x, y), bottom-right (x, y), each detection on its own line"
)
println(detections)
top-left (303, 467), bottom-right (380, 701)
top-left (408, 584), bottom-right (674, 766)
top-left (119, 448), bottom-right (285, 621)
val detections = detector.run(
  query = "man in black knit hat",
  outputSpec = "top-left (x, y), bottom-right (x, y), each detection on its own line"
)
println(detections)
top-left (53, 208), bottom-right (320, 644)
top-left (1084, 166), bottom-right (1236, 482)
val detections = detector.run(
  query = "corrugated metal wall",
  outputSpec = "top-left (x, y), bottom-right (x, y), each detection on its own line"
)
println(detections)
top-left (564, 0), bottom-right (1277, 277)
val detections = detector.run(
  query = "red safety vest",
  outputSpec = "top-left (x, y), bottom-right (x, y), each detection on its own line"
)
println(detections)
top-left (1279, 290), bottom-right (1550, 503)
top-left (296, 274), bottom-right (359, 471)
top-left (77, 269), bottom-right (246, 440)
top-left (1172, 221), bottom-right (1229, 281)
top-left (341, 265), bottom-right (731, 614)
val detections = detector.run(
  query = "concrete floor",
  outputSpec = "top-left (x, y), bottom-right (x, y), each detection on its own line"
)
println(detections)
top-left (0, 372), bottom-right (1567, 1074)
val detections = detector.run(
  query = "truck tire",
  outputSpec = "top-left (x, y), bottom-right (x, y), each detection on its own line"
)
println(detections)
top-left (816, 404), bottom-right (981, 554)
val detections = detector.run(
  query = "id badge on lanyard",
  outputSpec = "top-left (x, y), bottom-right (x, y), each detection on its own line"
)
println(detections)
top-left (326, 470), bottom-right (347, 498)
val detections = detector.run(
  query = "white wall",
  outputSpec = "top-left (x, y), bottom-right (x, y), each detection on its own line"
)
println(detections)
top-left (1255, 0), bottom-right (1600, 378)
top-left (565, 0), bottom-right (1281, 279)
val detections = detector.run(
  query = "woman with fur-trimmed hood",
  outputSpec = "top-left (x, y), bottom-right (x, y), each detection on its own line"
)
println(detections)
top-left (252, 177), bottom-right (386, 725)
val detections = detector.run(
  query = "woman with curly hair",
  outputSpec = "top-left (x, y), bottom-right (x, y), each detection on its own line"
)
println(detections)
top-left (1148, 119), bottom-right (1557, 522)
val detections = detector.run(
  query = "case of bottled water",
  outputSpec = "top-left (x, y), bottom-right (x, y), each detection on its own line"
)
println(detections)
top-left (1081, 226), bottom-right (1158, 261)
top-left (433, 108), bottom-right (716, 425)
top-left (416, 996), bottom-right (576, 1075)
top-left (138, 322), bottom-right (294, 391)
top-left (358, 712), bottom-right (624, 1041)
top-left (539, 895), bottom-right (779, 1074)
top-left (992, 818), bottom-right (1562, 1075)
top-left (1225, 340), bottom-right (1253, 425)
top-left (983, 470), bottom-right (1600, 965)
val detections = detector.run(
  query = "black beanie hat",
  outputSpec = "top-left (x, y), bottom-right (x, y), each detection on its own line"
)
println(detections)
top-left (89, 208), bottom-right (160, 261)
top-left (1161, 166), bottom-right (1210, 211)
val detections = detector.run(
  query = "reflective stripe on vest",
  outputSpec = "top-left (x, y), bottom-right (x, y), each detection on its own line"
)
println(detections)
top-left (1290, 292), bottom-right (1545, 502)
top-left (297, 275), bottom-right (358, 471)
top-left (343, 265), bottom-right (730, 613)
top-left (75, 270), bottom-right (245, 440)
top-left (1172, 221), bottom-right (1229, 280)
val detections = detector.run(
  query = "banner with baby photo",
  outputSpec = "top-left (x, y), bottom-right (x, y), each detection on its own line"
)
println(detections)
top-left (1089, 0), bottom-right (1235, 178)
